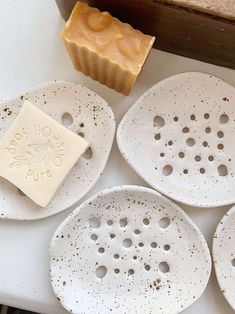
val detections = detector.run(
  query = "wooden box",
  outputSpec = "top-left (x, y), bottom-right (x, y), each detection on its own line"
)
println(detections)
top-left (55, 0), bottom-right (235, 69)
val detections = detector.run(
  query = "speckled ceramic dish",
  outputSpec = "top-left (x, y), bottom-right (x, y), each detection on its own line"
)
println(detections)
top-left (0, 81), bottom-right (115, 220)
top-left (50, 185), bottom-right (211, 314)
top-left (213, 205), bottom-right (235, 310)
top-left (117, 72), bottom-right (235, 207)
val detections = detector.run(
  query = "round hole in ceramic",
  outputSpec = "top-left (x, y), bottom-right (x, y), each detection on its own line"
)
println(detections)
top-left (98, 247), bottom-right (105, 253)
top-left (195, 155), bottom-right (201, 162)
top-left (208, 155), bottom-right (214, 161)
top-left (153, 116), bottom-right (165, 127)
top-left (231, 259), bottom-right (235, 267)
top-left (151, 242), bottom-right (157, 248)
top-left (90, 233), bottom-right (98, 241)
top-left (82, 146), bottom-right (93, 159)
top-left (119, 218), bottom-right (128, 227)
top-left (128, 269), bottom-right (134, 275)
top-left (62, 112), bottom-right (73, 126)
top-left (217, 143), bottom-right (224, 150)
top-left (134, 229), bottom-right (140, 235)
top-left (200, 168), bottom-right (205, 174)
top-left (205, 127), bottom-right (211, 133)
top-left (144, 264), bottom-right (151, 271)
top-left (77, 132), bottom-right (84, 138)
top-left (217, 131), bottom-right (224, 138)
top-left (110, 233), bottom-right (115, 239)
top-left (138, 242), bottom-right (144, 247)
top-left (190, 114), bottom-right (196, 121)
top-left (123, 238), bottom-right (132, 248)
top-left (204, 113), bottom-right (210, 119)
top-left (220, 114), bottom-right (229, 124)
top-left (96, 266), bottom-right (107, 278)
top-left (168, 140), bottom-right (173, 146)
top-left (182, 127), bottom-right (190, 133)
top-left (89, 217), bottom-right (101, 228)
top-left (159, 217), bottom-right (171, 229)
top-left (183, 169), bottom-right (188, 174)
top-left (155, 133), bottom-right (161, 140)
top-left (114, 254), bottom-right (119, 259)
top-left (143, 218), bottom-right (150, 225)
top-left (203, 141), bottom-right (208, 147)
top-left (107, 219), bottom-right (113, 226)
top-left (218, 165), bottom-right (228, 176)
top-left (133, 256), bottom-right (137, 260)
top-left (174, 116), bottom-right (178, 122)
top-left (160, 152), bottom-right (165, 157)
top-left (114, 268), bottom-right (120, 274)
top-left (178, 152), bottom-right (185, 158)
top-left (159, 262), bottom-right (170, 274)
top-left (186, 138), bottom-right (195, 146)
top-left (162, 165), bottom-right (173, 176)
top-left (164, 244), bottom-right (170, 251)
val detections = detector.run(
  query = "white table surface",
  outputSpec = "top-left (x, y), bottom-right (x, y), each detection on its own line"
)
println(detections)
top-left (0, 1), bottom-right (235, 313)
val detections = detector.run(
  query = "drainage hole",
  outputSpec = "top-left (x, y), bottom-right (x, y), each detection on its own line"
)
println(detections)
top-left (159, 217), bottom-right (171, 228)
top-left (195, 155), bottom-right (201, 162)
top-left (107, 220), bottom-right (113, 226)
top-left (96, 266), bottom-right (107, 278)
top-left (200, 168), bottom-right (205, 174)
top-left (134, 229), bottom-right (140, 235)
top-left (174, 116), bottom-right (178, 122)
top-left (18, 189), bottom-right (26, 196)
top-left (133, 256), bottom-right (137, 260)
top-left (90, 233), bottom-right (98, 241)
top-left (114, 254), bottom-right (119, 259)
top-left (208, 155), bottom-right (214, 161)
top-left (110, 233), bottom-right (115, 239)
top-left (98, 247), bottom-right (105, 253)
top-left (82, 146), bottom-right (93, 159)
top-left (159, 262), bottom-right (170, 274)
top-left (182, 127), bottom-right (190, 133)
top-left (164, 244), bottom-right (170, 251)
top-left (138, 242), bottom-right (144, 247)
top-left (89, 217), bottom-right (101, 228)
top-left (153, 116), bottom-right (165, 127)
top-left (143, 218), bottom-right (150, 225)
top-left (160, 152), bottom-right (165, 157)
top-left (128, 269), bottom-right (134, 275)
top-left (183, 169), bottom-right (188, 174)
top-left (77, 132), bottom-right (84, 138)
top-left (178, 152), bottom-right (185, 158)
top-left (168, 140), bottom-right (173, 146)
top-left (155, 133), bottom-right (161, 140)
top-left (217, 131), bottom-right (224, 138)
top-left (220, 114), bottom-right (229, 124)
top-left (190, 114), bottom-right (196, 121)
top-left (119, 218), bottom-right (128, 227)
top-left (205, 127), bottom-right (211, 134)
top-left (123, 238), bottom-right (132, 248)
top-left (231, 259), bottom-right (235, 267)
top-left (203, 141), bottom-right (208, 147)
top-left (62, 112), bottom-right (73, 126)
top-left (144, 265), bottom-right (151, 271)
top-left (204, 113), bottom-right (209, 119)
top-left (217, 143), bottom-right (224, 150)
top-left (218, 164), bottom-right (228, 176)
top-left (162, 165), bottom-right (173, 176)
top-left (151, 242), bottom-right (157, 248)
top-left (186, 138), bottom-right (195, 146)
top-left (114, 268), bottom-right (120, 274)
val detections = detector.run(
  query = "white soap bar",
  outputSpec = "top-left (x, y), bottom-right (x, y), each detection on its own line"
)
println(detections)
top-left (0, 100), bottom-right (89, 207)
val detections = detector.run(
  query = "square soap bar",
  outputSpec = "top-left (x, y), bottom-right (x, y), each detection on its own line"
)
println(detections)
top-left (0, 100), bottom-right (89, 207)
top-left (61, 2), bottom-right (155, 95)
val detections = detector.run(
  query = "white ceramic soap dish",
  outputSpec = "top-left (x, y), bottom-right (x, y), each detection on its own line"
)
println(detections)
top-left (50, 185), bottom-right (211, 314)
top-left (117, 72), bottom-right (235, 207)
top-left (0, 81), bottom-right (115, 220)
top-left (213, 205), bottom-right (235, 311)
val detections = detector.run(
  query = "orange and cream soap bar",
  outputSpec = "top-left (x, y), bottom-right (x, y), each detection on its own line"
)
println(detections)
top-left (61, 2), bottom-right (155, 95)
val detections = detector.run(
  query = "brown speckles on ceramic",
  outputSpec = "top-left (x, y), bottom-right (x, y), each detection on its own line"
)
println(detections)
top-left (213, 205), bottom-right (235, 310)
top-left (117, 72), bottom-right (235, 207)
top-left (0, 81), bottom-right (115, 220)
top-left (49, 185), bottom-right (211, 314)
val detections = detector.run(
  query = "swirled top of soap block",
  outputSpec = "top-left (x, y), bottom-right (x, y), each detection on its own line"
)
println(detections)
top-left (61, 2), bottom-right (155, 95)
top-left (0, 100), bottom-right (89, 207)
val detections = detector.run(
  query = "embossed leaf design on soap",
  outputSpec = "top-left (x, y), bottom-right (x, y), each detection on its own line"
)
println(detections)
top-left (10, 141), bottom-right (56, 168)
